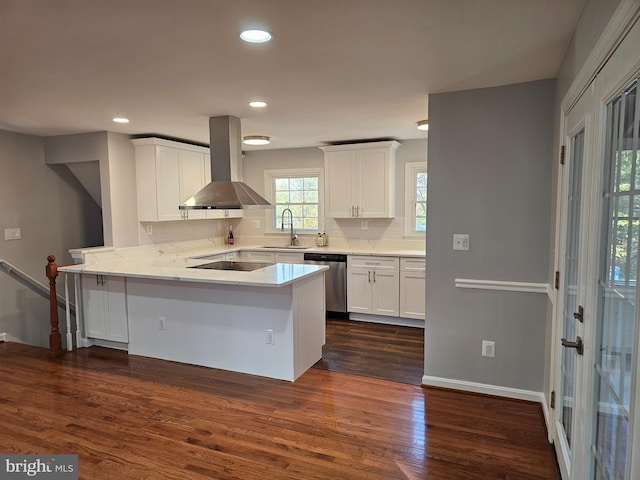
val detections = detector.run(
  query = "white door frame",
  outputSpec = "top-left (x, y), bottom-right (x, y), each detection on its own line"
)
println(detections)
top-left (550, 2), bottom-right (640, 478)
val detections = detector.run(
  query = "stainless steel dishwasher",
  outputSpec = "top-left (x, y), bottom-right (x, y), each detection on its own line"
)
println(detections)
top-left (303, 253), bottom-right (347, 314)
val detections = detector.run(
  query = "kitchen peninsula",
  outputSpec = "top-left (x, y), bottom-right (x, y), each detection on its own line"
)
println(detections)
top-left (59, 245), bottom-right (328, 382)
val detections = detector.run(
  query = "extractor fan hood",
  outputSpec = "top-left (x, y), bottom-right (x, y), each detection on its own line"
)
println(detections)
top-left (179, 116), bottom-right (272, 210)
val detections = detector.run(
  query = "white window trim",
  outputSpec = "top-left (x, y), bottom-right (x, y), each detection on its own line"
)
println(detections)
top-left (404, 161), bottom-right (427, 238)
top-left (264, 167), bottom-right (324, 235)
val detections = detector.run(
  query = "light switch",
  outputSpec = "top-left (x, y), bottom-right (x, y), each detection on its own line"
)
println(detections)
top-left (453, 234), bottom-right (469, 251)
top-left (4, 228), bottom-right (21, 241)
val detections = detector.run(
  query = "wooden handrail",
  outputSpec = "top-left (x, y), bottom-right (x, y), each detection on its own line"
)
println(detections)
top-left (46, 255), bottom-right (65, 358)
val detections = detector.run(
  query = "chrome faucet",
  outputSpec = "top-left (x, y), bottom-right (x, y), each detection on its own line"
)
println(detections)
top-left (281, 208), bottom-right (298, 246)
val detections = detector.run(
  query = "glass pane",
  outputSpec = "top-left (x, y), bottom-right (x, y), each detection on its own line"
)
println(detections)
top-left (560, 128), bottom-right (585, 448)
top-left (290, 190), bottom-right (303, 203)
top-left (592, 77), bottom-right (639, 480)
top-left (289, 177), bottom-right (303, 190)
top-left (304, 177), bottom-right (318, 190)
top-left (304, 190), bottom-right (318, 203)
top-left (275, 191), bottom-right (290, 203)
top-left (275, 178), bottom-right (289, 191)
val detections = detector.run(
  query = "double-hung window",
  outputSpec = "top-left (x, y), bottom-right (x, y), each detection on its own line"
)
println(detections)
top-left (264, 168), bottom-right (323, 233)
top-left (404, 162), bottom-right (427, 235)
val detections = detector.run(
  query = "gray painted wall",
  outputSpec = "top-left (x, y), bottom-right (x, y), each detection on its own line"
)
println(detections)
top-left (426, 79), bottom-right (554, 391)
top-left (0, 130), bottom-right (103, 347)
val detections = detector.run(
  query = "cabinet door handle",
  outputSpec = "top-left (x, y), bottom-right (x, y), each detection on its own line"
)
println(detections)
top-left (356, 205), bottom-right (360, 217)
top-left (368, 270), bottom-right (371, 283)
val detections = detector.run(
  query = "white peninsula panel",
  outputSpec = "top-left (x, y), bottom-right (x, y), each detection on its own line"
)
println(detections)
top-left (126, 271), bottom-right (325, 381)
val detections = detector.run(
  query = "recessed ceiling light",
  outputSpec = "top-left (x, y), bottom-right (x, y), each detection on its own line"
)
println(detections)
top-left (239, 29), bottom-right (272, 43)
top-left (249, 101), bottom-right (267, 108)
top-left (243, 135), bottom-right (270, 145)
top-left (113, 117), bottom-right (130, 124)
top-left (417, 120), bottom-right (429, 131)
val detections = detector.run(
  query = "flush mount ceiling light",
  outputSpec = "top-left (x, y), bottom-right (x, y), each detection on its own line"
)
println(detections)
top-left (417, 120), bottom-right (429, 131)
top-left (112, 117), bottom-right (130, 124)
top-left (239, 29), bottom-right (272, 43)
top-left (243, 135), bottom-right (270, 145)
top-left (249, 101), bottom-right (267, 108)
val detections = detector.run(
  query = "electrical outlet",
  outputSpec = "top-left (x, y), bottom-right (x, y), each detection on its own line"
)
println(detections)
top-left (159, 317), bottom-right (167, 330)
top-left (146, 224), bottom-right (153, 235)
top-left (482, 340), bottom-right (495, 358)
top-left (361, 220), bottom-right (368, 230)
top-left (265, 329), bottom-right (275, 345)
top-left (253, 219), bottom-right (261, 229)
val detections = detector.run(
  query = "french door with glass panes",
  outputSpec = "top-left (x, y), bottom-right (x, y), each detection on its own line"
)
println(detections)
top-left (554, 15), bottom-right (640, 480)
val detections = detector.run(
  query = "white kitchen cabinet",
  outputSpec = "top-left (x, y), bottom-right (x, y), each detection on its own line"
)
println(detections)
top-left (399, 257), bottom-right (425, 320)
top-left (133, 138), bottom-right (243, 222)
top-left (320, 141), bottom-right (400, 218)
top-left (275, 252), bottom-right (305, 264)
top-left (133, 138), bottom-right (210, 221)
top-left (347, 255), bottom-right (399, 316)
top-left (82, 274), bottom-right (128, 343)
top-left (239, 251), bottom-right (276, 263)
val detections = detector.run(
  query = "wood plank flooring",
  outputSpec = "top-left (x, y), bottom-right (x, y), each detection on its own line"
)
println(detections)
top-left (0, 333), bottom-right (559, 479)
top-left (313, 318), bottom-right (425, 385)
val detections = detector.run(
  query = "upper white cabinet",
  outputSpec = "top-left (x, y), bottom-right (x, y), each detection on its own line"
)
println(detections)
top-left (320, 141), bottom-right (400, 218)
top-left (133, 138), bottom-right (209, 221)
top-left (132, 138), bottom-right (243, 222)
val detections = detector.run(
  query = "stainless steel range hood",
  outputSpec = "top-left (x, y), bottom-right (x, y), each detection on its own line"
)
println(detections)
top-left (179, 116), bottom-right (272, 210)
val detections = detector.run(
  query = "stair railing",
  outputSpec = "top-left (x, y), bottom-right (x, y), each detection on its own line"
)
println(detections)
top-left (0, 257), bottom-right (77, 355)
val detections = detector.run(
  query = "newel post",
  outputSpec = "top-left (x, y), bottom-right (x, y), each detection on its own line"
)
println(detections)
top-left (46, 255), bottom-right (65, 358)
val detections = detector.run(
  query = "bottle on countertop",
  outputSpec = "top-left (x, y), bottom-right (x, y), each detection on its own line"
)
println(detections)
top-left (227, 226), bottom-right (234, 245)
top-left (316, 232), bottom-right (328, 247)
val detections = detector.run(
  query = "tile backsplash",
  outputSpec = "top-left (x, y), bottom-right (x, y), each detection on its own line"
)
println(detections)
top-left (137, 213), bottom-right (424, 251)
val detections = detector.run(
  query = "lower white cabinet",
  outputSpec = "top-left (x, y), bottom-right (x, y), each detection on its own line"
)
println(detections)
top-left (236, 251), bottom-right (305, 264)
top-left (82, 274), bottom-right (128, 342)
top-left (347, 256), bottom-right (399, 316)
top-left (275, 252), bottom-right (305, 264)
top-left (239, 251), bottom-right (275, 263)
top-left (399, 258), bottom-right (425, 320)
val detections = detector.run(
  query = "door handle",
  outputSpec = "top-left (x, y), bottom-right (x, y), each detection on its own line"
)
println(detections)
top-left (561, 336), bottom-right (584, 355)
top-left (368, 270), bottom-right (371, 283)
top-left (574, 305), bottom-right (584, 323)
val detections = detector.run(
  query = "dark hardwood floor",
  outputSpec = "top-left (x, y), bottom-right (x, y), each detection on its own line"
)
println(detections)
top-left (0, 326), bottom-right (559, 480)
top-left (314, 317), bottom-right (425, 385)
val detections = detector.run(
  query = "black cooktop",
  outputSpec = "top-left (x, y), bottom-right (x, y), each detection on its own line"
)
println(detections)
top-left (189, 261), bottom-right (274, 272)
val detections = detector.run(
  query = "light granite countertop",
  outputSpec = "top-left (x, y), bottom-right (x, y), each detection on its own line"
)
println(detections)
top-left (62, 238), bottom-right (424, 287)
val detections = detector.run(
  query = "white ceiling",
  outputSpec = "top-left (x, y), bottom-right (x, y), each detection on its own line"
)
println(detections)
top-left (0, 0), bottom-right (587, 150)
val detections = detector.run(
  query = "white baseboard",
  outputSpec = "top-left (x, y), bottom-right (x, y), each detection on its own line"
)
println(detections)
top-left (0, 333), bottom-right (6, 342)
top-left (349, 313), bottom-right (424, 328)
top-left (422, 375), bottom-right (543, 403)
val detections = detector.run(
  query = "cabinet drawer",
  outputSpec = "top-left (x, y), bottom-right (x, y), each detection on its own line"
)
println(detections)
top-left (400, 257), bottom-right (425, 272)
top-left (348, 255), bottom-right (399, 270)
